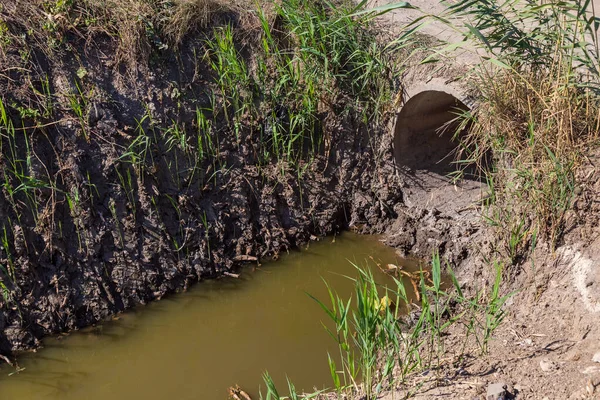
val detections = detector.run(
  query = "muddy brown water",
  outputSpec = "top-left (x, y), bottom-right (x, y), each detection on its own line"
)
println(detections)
top-left (0, 233), bottom-right (419, 399)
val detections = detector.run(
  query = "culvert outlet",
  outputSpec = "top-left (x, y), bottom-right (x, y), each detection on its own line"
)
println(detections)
top-left (393, 88), bottom-right (471, 175)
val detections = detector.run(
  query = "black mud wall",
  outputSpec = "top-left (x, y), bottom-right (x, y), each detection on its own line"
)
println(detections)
top-left (0, 30), bottom-right (404, 353)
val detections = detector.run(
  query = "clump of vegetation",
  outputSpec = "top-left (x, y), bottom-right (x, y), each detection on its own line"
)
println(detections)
top-left (202, 0), bottom-right (408, 170)
top-left (437, 0), bottom-right (600, 259)
top-left (163, 0), bottom-right (244, 47)
top-left (465, 66), bottom-right (595, 257)
top-left (1, 0), bottom-right (241, 75)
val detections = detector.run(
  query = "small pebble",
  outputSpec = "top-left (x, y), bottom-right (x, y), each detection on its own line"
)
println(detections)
top-left (540, 358), bottom-right (558, 372)
top-left (520, 338), bottom-right (533, 346)
top-left (586, 378), bottom-right (595, 396)
top-left (486, 382), bottom-right (507, 400)
top-left (592, 352), bottom-right (600, 363)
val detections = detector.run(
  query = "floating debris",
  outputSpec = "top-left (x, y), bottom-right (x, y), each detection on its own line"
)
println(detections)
top-left (228, 385), bottom-right (252, 400)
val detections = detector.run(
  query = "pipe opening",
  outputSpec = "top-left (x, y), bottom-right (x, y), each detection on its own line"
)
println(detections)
top-left (393, 90), bottom-right (472, 177)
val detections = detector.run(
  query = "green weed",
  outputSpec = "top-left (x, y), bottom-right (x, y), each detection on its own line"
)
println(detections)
top-left (259, 372), bottom-right (323, 400)
top-left (119, 113), bottom-right (155, 178)
top-left (205, 24), bottom-right (251, 136)
top-left (0, 19), bottom-right (11, 49)
top-left (67, 80), bottom-right (89, 141)
top-left (1, 224), bottom-right (15, 282)
top-left (308, 251), bottom-right (512, 398)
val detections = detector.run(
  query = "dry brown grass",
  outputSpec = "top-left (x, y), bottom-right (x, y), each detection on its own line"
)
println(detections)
top-left (0, 0), bottom-right (251, 78)
top-left (473, 70), bottom-right (599, 159)
top-left (163, 0), bottom-right (247, 47)
top-left (461, 63), bottom-right (600, 254)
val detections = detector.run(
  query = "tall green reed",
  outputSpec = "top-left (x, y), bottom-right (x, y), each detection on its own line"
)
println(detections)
top-left (308, 251), bottom-right (512, 398)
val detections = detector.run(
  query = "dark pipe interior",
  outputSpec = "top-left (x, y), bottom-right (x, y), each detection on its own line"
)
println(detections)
top-left (393, 90), bottom-right (470, 176)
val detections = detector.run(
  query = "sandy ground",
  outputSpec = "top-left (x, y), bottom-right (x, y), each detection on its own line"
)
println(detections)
top-left (380, 240), bottom-right (600, 399)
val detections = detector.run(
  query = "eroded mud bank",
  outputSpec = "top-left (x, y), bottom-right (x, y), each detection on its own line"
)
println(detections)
top-left (0, 5), bottom-right (481, 355)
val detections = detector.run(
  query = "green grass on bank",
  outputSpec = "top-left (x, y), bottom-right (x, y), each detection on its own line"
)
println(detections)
top-left (259, 253), bottom-right (512, 399)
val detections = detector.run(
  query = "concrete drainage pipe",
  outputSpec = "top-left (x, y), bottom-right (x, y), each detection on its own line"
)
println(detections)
top-left (393, 80), bottom-right (474, 175)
